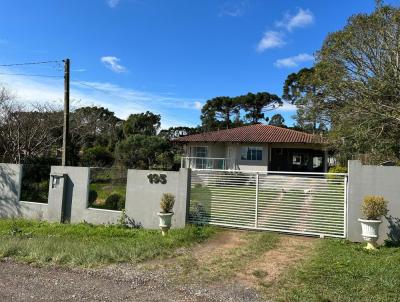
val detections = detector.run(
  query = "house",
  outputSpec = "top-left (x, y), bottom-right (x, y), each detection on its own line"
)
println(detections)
top-left (174, 124), bottom-right (329, 172)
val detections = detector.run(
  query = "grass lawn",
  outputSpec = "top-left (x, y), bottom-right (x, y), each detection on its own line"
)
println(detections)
top-left (272, 239), bottom-right (400, 302)
top-left (89, 182), bottom-right (126, 210)
top-left (89, 183), bottom-right (126, 202)
top-left (0, 219), bottom-right (216, 267)
top-left (88, 167), bottom-right (127, 210)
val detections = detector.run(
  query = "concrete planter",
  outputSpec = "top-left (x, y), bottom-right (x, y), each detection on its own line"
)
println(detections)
top-left (358, 218), bottom-right (381, 249)
top-left (158, 212), bottom-right (174, 236)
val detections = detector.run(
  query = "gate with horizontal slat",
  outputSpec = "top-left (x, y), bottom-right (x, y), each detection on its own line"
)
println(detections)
top-left (188, 170), bottom-right (347, 238)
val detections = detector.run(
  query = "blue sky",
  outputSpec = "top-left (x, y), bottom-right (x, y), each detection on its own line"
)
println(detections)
top-left (0, 0), bottom-right (396, 128)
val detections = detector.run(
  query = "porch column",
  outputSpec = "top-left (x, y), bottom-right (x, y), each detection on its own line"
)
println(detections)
top-left (323, 149), bottom-right (329, 172)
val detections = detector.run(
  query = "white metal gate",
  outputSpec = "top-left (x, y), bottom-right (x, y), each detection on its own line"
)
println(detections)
top-left (188, 170), bottom-right (348, 238)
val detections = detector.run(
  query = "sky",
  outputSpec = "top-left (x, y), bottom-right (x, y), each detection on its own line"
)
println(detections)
top-left (0, 0), bottom-right (398, 128)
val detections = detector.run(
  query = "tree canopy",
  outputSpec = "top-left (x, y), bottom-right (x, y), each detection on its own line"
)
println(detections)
top-left (268, 114), bottom-right (286, 127)
top-left (283, 68), bottom-right (327, 134)
top-left (115, 134), bottom-right (172, 170)
top-left (123, 111), bottom-right (161, 137)
top-left (200, 92), bottom-right (282, 131)
top-left (315, 2), bottom-right (400, 163)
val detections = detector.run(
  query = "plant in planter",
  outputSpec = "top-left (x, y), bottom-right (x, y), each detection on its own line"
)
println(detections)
top-left (157, 193), bottom-right (175, 236)
top-left (358, 195), bottom-right (388, 249)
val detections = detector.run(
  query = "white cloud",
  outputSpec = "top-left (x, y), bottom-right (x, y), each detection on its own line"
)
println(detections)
top-left (274, 53), bottom-right (314, 68)
top-left (257, 31), bottom-right (285, 52)
top-left (0, 70), bottom-right (201, 128)
top-left (219, 0), bottom-right (248, 17)
top-left (274, 101), bottom-right (297, 113)
top-left (107, 0), bottom-right (120, 8)
top-left (100, 56), bottom-right (127, 73)
top-left (194, 101), bottom-right (202, 110)
top-left (276, 8), bottom-right (314, 32)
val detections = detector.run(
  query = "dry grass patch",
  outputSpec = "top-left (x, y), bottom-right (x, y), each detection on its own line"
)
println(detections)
top-left (174, 229), bottom-right (280, 282)
top-left (237, 235), bottom-right (317, 288)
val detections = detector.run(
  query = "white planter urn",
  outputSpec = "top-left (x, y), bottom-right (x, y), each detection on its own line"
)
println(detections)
top-left (157, 212), bottom-right (174, 236)
top-left (358, 218), bottom-right (381, 249)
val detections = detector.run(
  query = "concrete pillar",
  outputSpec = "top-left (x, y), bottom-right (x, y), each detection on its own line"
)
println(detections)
top-left (125, 168), bottom-right (190, 229)
top-left (47, 173), bottom-right (67, 222)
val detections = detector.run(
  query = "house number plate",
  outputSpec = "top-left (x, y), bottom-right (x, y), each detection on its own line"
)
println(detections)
top-left (147, 173), bottom-right (167, 184)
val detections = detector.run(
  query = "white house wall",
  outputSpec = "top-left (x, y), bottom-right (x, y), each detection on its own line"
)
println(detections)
top-left (184, 142), bottom-right (327, 171)
top-left (188, 143), bottom-right (226, 158)
top-left (228, 143), bottom-right (269, 171)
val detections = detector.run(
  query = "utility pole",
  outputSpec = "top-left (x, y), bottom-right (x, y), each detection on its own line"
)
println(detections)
top-left (62, 58), bottom-right (70, 166)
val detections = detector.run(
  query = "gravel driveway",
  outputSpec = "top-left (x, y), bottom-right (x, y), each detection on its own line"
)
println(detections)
top-left (0, 260), bottom-right (260, 302)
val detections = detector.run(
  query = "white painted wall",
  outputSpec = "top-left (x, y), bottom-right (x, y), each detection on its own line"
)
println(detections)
top-left (184, 143), bottom-right (270, 171)
top-left (183, 142), bottom-right (326, 171)
top-left (227, 143), bottom-right (269, 171)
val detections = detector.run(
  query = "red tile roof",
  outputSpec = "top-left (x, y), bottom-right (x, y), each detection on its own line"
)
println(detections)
top-left (173, 124), bottom-right (323, 144)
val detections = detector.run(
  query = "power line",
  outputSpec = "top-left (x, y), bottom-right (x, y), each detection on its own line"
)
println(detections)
top-left (0, 60), bottom-right (63, 67)
top-left (0, 72), bottom-right (63, 78)
top-left (73, 81), bottom-right (107, 93)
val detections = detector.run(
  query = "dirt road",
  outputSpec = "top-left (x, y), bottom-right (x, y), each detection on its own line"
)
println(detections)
top-left (0, 260), bottom-right (259, 302)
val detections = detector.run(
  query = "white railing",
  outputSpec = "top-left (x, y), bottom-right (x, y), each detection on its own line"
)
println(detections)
top-left (181, 157), bottom-right (235, 170)
top-left (189, 169), bottom-right (348, 238)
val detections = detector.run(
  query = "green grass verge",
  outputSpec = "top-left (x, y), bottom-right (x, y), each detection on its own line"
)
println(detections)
top-left (272, 239), bottom-right (400, 302)
top-left (0, 219), bottom-right (216, 267)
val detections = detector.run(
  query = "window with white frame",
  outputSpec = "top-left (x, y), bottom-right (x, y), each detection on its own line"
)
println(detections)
top-left (192, 146), bottom-right (208, 158)
top-left (241, 146), bottom-right (263, 161)
top-left (292, 154), bottom-right (302, 165)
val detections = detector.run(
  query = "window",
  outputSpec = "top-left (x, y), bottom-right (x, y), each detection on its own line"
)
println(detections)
top-left (292, 154), bottom-right (302, 165)
top-left (192, 146), bottom-right (208, 158)
top-left (241, 147), bottom-right (263, 161)
top-left (313, 156), bottom-right (323, 169)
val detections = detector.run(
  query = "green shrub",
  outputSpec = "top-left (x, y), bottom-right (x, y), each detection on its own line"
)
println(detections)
top-left (329, 166), bottom-right (348, 174)
top-left (327, 165), bottom-right (348, 180)
top-left (361, 195), bottom-right (388, 220)
top-left (88, 190), bottom-right (98, 205)
top-left (82, 146), bottom-right (114, 167)
top-left (160, 193), bottom-right (175, 213)
top-left (105, 193), bottom-right (125, 210)
top-left (20, 164), bottom-right (51, 203)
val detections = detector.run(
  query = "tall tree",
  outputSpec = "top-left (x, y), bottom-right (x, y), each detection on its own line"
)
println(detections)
top-left (200, 92), bottom-right (282, 131)
top-left (268, 114), bottom-right (286, 127)
top-left (115, 134), bottom-right (172, 169)
top-left (283, 67), bottom-right (327, 133)
top-left (123, 111), bottom-right (161, 137)
top-left (0, 93), bottom-right (63, 163)
top-left (316, 2), bottom-right (400, 163)
top-left (200, 97), bottom-right (241, 130)
top-left (241, 92), bottom-right (282, 124)
top-left (158, 126), bottom-right (200, 140)
top-left (70, 106), bottom-right (121, 150)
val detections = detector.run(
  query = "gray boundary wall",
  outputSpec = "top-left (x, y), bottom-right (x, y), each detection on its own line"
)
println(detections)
top-left (50, 166), bottom-right (121, 225)
top-left (0, 163), bottom-right (48, 220)
top-left (125, 169), bottom-right (190, 229)
top-left (0, 164), bottom-right (191, 229)
top-left (348, 160), bottom-right (400, 243)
